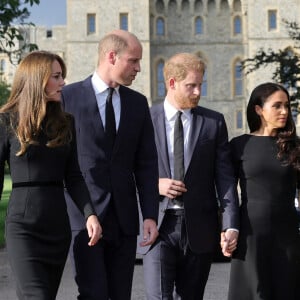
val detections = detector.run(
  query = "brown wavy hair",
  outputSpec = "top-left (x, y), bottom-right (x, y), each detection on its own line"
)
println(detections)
top-left (0, 50), bottom-right (71, 155)
top-left (247, 82), bottom-right (300, 170)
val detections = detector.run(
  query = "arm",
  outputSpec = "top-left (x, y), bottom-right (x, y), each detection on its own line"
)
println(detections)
top-left (0, 114), bottom-right (9, 200)
top-left (134, 100), bottom-right (159, 245)
top-left (214, 116), bottom-right (240, 256)
top-left (64, 116), bottom-right (102, 245)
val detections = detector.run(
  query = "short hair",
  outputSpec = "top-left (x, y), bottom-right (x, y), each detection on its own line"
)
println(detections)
top-left (163, 53), bottom-right (206, 85)
top-left (97, 30), bottom-right (140, 63)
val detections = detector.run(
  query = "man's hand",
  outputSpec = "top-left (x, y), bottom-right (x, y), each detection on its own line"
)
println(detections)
top-left (139, 219), bottom-right (158, 247)
top-left (159, 178), bottom-right (187, 199)
top-left (86, 215), bottom-right (102, 246)
top-left (220, 229), bottom-right (238, 257)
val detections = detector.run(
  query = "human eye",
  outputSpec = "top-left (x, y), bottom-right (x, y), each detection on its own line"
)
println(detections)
top-left (52, 73), bottom-right (62, 80)
top-left (272, 102), bottom-right (281, 109)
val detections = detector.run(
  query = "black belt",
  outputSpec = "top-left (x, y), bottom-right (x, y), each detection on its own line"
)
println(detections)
top-left (165, 209), bottom-right (184, 216)
top-left (12, 181), bottom-right (64, 188)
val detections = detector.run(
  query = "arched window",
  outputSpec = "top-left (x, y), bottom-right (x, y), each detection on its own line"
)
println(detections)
top-left (233, 16), bottom-right (241, 35)
top-left (156, 17), bottom-right (165, 36)
top-left (120, 13), bottom-right (128, 31)
top-left (236, 110), bottom-right (243, 129)
top-left (157, 60), bottom-right (165, 97)
top-left (268, 10), bottom-right (277, 30)
top-left (87, 14), bottom-right (96, 34)
top-left (201, 70), bottom-right (207, 97)
top-left (195, 16), bottom-right (203, 34)
top-left (234, 61), bottom-right (243, 96)
top-left (0, 59), bottom-right (5, 73)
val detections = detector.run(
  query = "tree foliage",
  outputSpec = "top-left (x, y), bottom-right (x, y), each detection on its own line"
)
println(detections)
top-left (0, 0), bottom-right (40, 63)
top-left (0, 80), bottom-right (10, 106)
top-left (242, 19), bottom-right (300, 111)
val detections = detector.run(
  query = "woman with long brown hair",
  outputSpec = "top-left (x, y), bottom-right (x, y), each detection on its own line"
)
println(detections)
top-left (0, 51), bottom-right (101, 299)
top-left (227, 82), bottom-right (300, 300)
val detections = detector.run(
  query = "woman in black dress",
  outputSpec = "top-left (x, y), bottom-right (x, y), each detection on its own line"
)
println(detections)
top-left (227, 82), bottom-right (300, 300)
top-left (0, 51), bottom-right (102, 299)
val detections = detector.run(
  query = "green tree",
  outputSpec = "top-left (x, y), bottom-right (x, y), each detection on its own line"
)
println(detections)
top-left (0, 0), bottom-right (40, 63)
top-left (242, 19), bottom-right (300, 112)
top-left (0, 80), bottom-right (10, 106)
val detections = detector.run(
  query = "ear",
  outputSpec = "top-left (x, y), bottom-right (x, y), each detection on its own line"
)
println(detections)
top-left (254, 105), bottom-right (262, 116)
top-left (169, 78), bottom-right (176, 89)
top-left (108, 51), bottom-right (117, 64)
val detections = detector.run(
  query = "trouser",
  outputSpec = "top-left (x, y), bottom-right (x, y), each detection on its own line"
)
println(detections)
top-left (69, 207), bottom-right (137, 300)
top-left (144, 210), bottom-right (213, 300)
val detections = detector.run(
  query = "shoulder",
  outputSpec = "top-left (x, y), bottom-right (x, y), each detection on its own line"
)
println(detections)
top-left (0, 112), bottom-right (12, 128)
top-left (0, 112), bottom-right (10, 122)
top-left (193, 106), bottom-right (223, 119)
top-left (119, 85), bottom-right (147, 101)
top-left (230, 134), bottom-right (249, 145)
top-left (230, 134), bottom-right (250, 154)
top-left (150, 103), bottom-right (163, 115)
top-left (62, 76), bottom-right (92, 94)
top-left (0, 112), bottom-right (14, 140)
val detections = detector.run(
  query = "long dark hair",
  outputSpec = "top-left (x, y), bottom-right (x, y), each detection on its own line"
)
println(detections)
top-left (0, 51), bottom-right (71, 155)
top-left (247, 82), bottom-right (300, 170)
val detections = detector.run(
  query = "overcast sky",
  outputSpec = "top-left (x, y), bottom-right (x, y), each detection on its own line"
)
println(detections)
top-left (26, 0), bottom-right (66, 28)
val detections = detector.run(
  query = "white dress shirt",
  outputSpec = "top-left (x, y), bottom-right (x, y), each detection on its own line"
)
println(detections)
top-left (91, 72), bottom-right (121, 130)
top-left (164, 99), bottom-right (192, 209)
top-left (164, 99), bottom-right (192, 178)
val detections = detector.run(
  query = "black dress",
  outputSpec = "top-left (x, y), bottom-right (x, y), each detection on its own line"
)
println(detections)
top-left (0, 112), bottom-right (95, 300)
top-left (228, 134), bottom-right (300, 300)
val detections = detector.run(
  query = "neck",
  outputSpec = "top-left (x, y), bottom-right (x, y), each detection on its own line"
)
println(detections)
top-left (252, 127), bottom-right (277, 137)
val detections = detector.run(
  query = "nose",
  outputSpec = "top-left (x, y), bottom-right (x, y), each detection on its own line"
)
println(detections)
top-left (135, 62), bottom-right (141, 72)
top-left (281, 106), bottom-right (288, 114)
top-left (194, 87), bottom-right (201, 96)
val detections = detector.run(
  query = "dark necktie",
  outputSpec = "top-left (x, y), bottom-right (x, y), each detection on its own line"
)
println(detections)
top-left (105, 87), bottom-right (116, 154)
top-left (173, 111), bottom-right (184, 194)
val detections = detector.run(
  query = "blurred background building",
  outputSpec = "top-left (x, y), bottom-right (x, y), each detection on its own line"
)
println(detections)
top-left (1, 0), bottom-right (299, 138)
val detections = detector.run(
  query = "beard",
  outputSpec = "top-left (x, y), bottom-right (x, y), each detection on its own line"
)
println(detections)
top-left (175, 94), bottom-right (200, 109)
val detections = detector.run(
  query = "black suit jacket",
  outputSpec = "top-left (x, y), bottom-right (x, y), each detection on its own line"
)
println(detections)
top-left (61, 76), bottom-right (159, 235)
top-left (141, 103), bottom-right (239, 254)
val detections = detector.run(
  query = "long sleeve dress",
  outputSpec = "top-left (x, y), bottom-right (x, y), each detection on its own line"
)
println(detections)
top-left (228, 134), bottom-right (300, 300)
top-left (0, 112), bottom-right (96, 300)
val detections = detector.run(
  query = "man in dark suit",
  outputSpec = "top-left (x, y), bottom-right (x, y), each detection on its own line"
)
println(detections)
top-left (138, 52), bottom-right (239, 299)
top-left (61, 29), bottom-right (159, 300)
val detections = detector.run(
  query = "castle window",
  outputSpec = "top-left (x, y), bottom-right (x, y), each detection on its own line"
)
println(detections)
top-left (0, 59), bottom-right (5, 73)
top-left (233, 16), bottom-right (241, 35)
top-left (195, 16), bottom-right (203, 35)
top-left (201, 70), bottom-right (207, 96)
top-left (46, 30), bottom-right (52, 38)
top-left (236, 110), bottom-right (243, 129)
top-left (234, 61), bottom-right (243, 96)
top-left (120, 13), bottom-right (128, 31)
top-left (157, 60), bottom-right (165, 97)
top-left (268, 10), bottom-right (277, 30)
top-left (87, 14), bottom-right (96, 34)
top-left (156, 17), bottom-right (165, 36)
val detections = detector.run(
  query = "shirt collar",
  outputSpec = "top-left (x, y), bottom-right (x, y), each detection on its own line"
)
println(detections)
top-left (91, 72), bottom-right (120, 95)
top-left (164, 98), bottom-right (192, 122)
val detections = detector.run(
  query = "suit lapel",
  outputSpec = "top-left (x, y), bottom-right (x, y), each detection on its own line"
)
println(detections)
top-left (82, 78), bottom-right (105, 134)
top-left (153, 105), bottom-right (171, 178)
top-left (185, 108), bottom-right (203, 172)
top-left (112, 86), bottom-right (130, 156)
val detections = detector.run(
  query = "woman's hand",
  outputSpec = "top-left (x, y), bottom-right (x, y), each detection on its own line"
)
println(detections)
top-left (86, 215), bottom-right (102, 246)
top-left (220, 230), bottom-right (238, 257)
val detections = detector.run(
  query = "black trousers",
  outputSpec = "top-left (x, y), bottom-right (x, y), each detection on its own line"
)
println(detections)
top-left (159, 211), bottom-right (213, 300)
top-left (69, 207), bottom-right (137, 300)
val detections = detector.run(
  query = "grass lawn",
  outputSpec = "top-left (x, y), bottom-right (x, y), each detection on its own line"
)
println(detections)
top-left (0, 175), bottom-right (11, 248)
